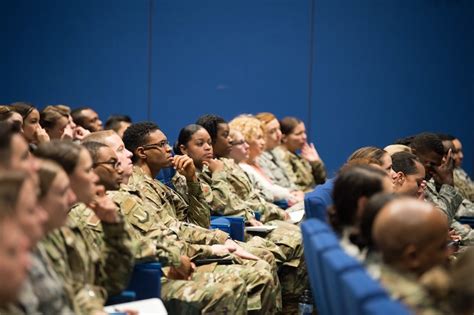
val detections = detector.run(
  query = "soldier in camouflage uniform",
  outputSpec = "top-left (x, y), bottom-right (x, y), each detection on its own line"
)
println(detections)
top-left (452, 137), bottom-right (474, 202)
top-left (409, 133), bottom-right (474, 245)
top-left (190, 117), bottom-right (308, 300)
top-left (34, 140), bottom-right (135, 315)
top-left (274, 116), bottom-right (326, 192)
top-left (101, 127), bottom-right (283, 313)
top-left (373, 198), bottom-right (451, 315)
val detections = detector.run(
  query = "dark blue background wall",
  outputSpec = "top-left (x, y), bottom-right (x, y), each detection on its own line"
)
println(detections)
top-left (1, 0), bottom-right (472, 175)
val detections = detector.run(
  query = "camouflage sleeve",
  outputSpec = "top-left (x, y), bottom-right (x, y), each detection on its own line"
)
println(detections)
top-left (173, 222), bottom-right (229, 245)
top-left (454, 169), bottom-right (474, 202)
top-left (96, 218), bottom-right (135, 296)
top-left (198, 170), bottom-right (255, 221)
top-left (309, 160), bottom-right (327, 185)
top-left (426, 183), bottom-right (463, 223)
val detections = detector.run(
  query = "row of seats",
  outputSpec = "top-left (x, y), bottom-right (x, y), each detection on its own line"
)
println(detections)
top-left (301, 218), bottom-right (411, 315)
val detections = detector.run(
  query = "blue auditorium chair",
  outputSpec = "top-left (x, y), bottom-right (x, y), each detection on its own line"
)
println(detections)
top-left (126, 262), bottom-right (162, 300)
top-left (304, 178), bottom-right (335, 221)
top-left (458, 216), bottom-right (474, 228)
top-left (211, 215), bottom-right (245, 241)
top-left (340, 269), bottom-right (387, 315)
top-left (320, 248), bottom-right (362, 315)
top-left (156, 166), bottom-right (176, 189)
top-left (363, 296), bottom-right (412, 315)
top-left (105, 290), bottom-right (136, 305)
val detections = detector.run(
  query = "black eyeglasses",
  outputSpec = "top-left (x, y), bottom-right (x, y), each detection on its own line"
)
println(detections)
top-left (93, 159), bottom-right (121, 170)
top-left (142, 140), bottom-right (170, 150)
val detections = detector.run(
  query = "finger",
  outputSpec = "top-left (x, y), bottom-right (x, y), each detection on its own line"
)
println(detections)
top-left (95, 185), bottom-right (106, 196)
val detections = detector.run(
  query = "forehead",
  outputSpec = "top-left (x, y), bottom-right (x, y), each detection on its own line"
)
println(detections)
top-left (217, 123), bottom-right (229, 134)
top-left (98, 146), bottom-right (117, 159)
top-left (266, 119), bottom-right (280, 129)
top-left (147, 129), bottom-right (166, 143)
top-left (419, 151), bottom-right (443, 164)
top-left (292, 122), bottom-right (305, 133)
top-left (105, 133), bottom-right (123, 148)
top-left (83, 109), bottom-right (98, 118)
top-left (192, 128), bottom-right (211, 139)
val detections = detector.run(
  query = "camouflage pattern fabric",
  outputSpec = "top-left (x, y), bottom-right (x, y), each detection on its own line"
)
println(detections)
top-left (454, 167), bottom-right (474, 202)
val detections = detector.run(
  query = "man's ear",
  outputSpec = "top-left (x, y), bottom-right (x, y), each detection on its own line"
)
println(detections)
top-left (401, 244), bottom-right (420, 272)
top-left (136, 147), bottom-right (147, 161)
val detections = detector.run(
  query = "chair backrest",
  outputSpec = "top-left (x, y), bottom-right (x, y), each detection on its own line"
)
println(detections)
top-left (341, 269), bottom-right (387, 315)
top-left (320, 248), bottom-right (362, 314)
top-left (304, 178), bottom-right (335, 221)
top-left (127, 262), bottom-right (162, 300)
top-left (363, 296), bottom-right (412, 315)
top-left (210, 217), bottom-right (232, 235)
top-left (210, 215), bottom-right (245, 241)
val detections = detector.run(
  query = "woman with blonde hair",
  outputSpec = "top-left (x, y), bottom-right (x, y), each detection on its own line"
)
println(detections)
top-left (229, 114), bottom-right (303, 206)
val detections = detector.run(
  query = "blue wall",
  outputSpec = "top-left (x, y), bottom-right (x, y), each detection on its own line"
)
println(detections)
top-left (1, 0), bottom-right (472, 175)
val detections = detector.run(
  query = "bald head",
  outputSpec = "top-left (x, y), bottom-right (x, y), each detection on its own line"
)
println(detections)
top-left (373, 198), bottom-right (449, 276)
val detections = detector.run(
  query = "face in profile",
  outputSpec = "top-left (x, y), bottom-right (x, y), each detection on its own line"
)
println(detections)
top-left (93, 146), bottom-right (123, 191)
top-left (81, 109), bottom-right (103, 132)
top-left (40, 169), bottom-right (76, 232)
top-left (416, 151), bottom-right (443, 181)
top-left (180, 128), bottom-right (213, 169)
top-left (394, 161), bottom-right (425, 197)
top-left (22, 109), bottom-right (41, 144)
top-left (0, 218), bottom-right (30, 306)
top-left (69, 149), bottom-right (99, 204)
top-left (263, 119), bottom-right (282, 150)
top-left (212, 123), bottom-right (232, 158)
top-left (46, 116), bottom-right (69, 140)
top-left (229, 131), bottom-right (249, 163)
top-left (247, 129), bottom-right (266, 160)
top-left (139, 129), bottom-right (173, 170)
top-left (105, 133), bottom-right (133, 183)
top-left (452, 139), bottom-right (463, 168)
top-left (16, 176), bottom-right (48, 244)
top-left (282, 122), bottom-right (307, 152)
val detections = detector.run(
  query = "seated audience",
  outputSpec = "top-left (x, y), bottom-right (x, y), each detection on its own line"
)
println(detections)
top-left (40, 106), bottom-right (72, 140)
top-left (229, 115), bottom-right (304, 205)
top-left (451, 136), bottom-right (473, 202)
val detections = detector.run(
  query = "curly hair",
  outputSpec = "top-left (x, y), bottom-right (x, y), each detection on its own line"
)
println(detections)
top-left (228, 114), bottom-right (263, 143)
top-left (122, 121), bottom-right (159, 162)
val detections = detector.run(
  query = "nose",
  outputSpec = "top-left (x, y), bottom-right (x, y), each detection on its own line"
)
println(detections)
top-left (91, 171), bottom-right (100, 184)
top-left (37, 205), bottom-right (49, 226)
top-left (204, 143), bottom-right (212, 150)
top-left (125, 148), bottom-right (133, 159)
top-left (302, 133), bottom-right (307, 141)
top-left (68, 188), bottom-right (77, 206)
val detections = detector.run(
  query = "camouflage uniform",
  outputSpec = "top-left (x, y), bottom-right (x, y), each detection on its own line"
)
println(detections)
top-left (272, 146), bottom-right (326, 192)
top-left (113, 172), bottom-right (281, 314)
top-left (379, 264), bottom-right (445, 315)
top-left (40, 204), bottom-right (134, 315)
top-left (196, 158), bottom-right (308, 298)
top-left (424, 180), bottom-right (474, 245)
top-left (0, 245), bottom-right (74, 315)
top-left (258, 150), bottom-right (298, 190)
top-left (454, 167), bottom-right (474, 202)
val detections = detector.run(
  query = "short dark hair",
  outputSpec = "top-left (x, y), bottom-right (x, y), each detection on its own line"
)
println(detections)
top-left (391, 151), bottom-right (420, 175)
top-left (196, 114), bottom-right (226, 143)
top-left (394, 135), bottom-right (415, 146)
top-left (71, 107), bottom-right (92, 128)
top-left (279, 116), bottom-right (302, 136)
top-left (329, 165), bottom-right (388, 234)
top-left (82, 141), bottom-right (108, 164)
top-left (410, 132), bottom-right (445, 157)
top-left (122, 121), bottom-right (159, 162)
top-left (437, 133), bottom-right (455, 141)
top-left (105, 115), bottom-right (132, 131)
top-left (174, 124), bottom-right (204, 155)
top-left (34, 140), bottom-right (83, 174)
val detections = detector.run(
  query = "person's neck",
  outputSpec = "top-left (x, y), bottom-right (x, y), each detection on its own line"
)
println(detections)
top-left (245, 155), bottom-right (258, 166)
top-left (136, 161), bottom-right (159, 178)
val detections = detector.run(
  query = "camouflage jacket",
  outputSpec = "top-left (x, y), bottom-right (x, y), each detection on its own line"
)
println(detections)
top-left (0, 245), bottom-right (74, 315)
top-left (127, 166), bottom-right (210, 228)
top-left (424, 179), bottom-right (463, 224)
top-left (454, 167), bottom-right (474, 202)
top-left (41, 204), bottom-right (134, 315)
top-left (272, 146), bottom-right (326, 192)
top-left (257, 150), bottom-right (297, 190)
top-left (108, 187), bottom-right (219, 264)
top-left (196, 158), bottom-right (286, 223)
top-left (379, 264), bottom-right (445, 315)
